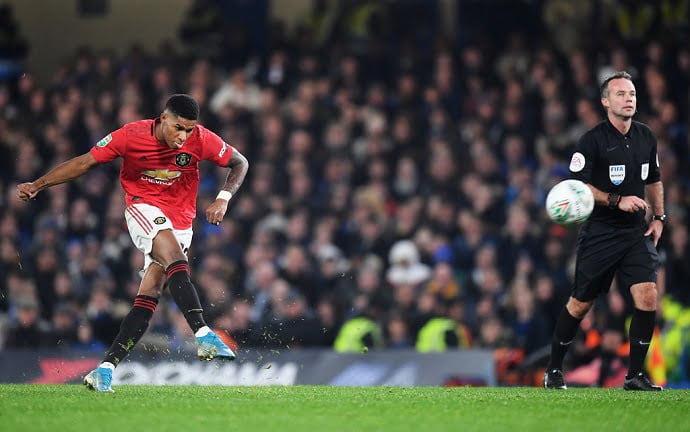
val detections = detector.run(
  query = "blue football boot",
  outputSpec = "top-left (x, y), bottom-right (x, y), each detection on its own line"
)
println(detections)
top-left (84, 366), bottom-right (115, 393)
top-left (196, 331), bottom-right (236, 361)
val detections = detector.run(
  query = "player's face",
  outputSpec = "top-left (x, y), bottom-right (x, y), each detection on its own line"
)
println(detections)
top-left (160, 113), bottom-right (197, 149)
top-left (602, 78), bottom-right (636, 120)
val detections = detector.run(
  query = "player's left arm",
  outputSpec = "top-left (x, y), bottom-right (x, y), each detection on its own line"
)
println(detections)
top-left (205, 147), bottom-right (249, 225)
top-left (644, 181), bottom-right (664, 246)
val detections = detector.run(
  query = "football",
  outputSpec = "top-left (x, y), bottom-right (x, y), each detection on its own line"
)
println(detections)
top-left (545, 180), bottom-right (594, 226)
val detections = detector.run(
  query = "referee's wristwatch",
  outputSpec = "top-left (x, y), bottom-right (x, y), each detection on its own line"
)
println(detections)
top-left (652, 214), bottom-right (667, 223)
top-left (607, 193), bottom-right (621, 209)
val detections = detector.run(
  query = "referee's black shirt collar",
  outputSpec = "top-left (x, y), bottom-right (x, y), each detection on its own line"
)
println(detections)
top-left (605, 117), bottom-right (634, 139)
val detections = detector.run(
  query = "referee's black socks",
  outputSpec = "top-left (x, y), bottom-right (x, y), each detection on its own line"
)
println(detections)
top-left (628, 308), bottom-right (656, 377)
top-left (166, 260), bottom-right (207, 333)
top-left (547, 307), bottom-right (583, 370)
top-left (103, 295), bottom-right (158, 366)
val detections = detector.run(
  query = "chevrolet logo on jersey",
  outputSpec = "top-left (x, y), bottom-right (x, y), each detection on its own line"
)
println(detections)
top-left (141, 169), bottom-right (182, 180)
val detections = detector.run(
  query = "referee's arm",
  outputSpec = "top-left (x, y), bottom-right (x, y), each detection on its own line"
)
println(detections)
top-left (646, 181), bottom-right (664, 216)
top-left (584, 183), bottom-right (648, 213)
top-left (645, 181), bottom-right (664, 247)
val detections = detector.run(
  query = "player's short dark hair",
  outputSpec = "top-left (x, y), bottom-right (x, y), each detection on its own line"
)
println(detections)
top-left (164, 94), bottom-right (199, 120)
top-left (600, 71), bottom-right (633, 98)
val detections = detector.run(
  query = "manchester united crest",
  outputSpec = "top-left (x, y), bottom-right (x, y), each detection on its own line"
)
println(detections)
top-left (175, 152), bottom-right (192, 167)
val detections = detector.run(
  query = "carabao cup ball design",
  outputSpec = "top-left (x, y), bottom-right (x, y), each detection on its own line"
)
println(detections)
top-left (545, 180), bottom-right (595, 226)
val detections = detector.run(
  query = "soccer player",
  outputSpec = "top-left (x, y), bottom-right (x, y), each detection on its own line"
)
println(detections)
top-left (543, 72), bottom-right (664, 391)
top-left (17, 94), bottom-right (249, 392)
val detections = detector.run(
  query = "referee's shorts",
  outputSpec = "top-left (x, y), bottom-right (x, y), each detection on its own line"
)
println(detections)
top-left (572, 221), bottom-right (660, 302)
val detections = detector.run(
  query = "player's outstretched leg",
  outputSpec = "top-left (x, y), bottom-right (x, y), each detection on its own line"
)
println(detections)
top-left (165, 260), bottom-right (235, 361)
top-left (84, 295), bottom-right (159, 392)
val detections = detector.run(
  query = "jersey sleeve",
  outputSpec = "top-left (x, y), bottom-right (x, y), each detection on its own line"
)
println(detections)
top-left (89, 128), bottom-right (128, 163)
top-left (646, 133), bottom-right (661, 184)
top-left (569, 132), bottom-right (595, 183)
top-left (200, 128), bottom-right (233, 167)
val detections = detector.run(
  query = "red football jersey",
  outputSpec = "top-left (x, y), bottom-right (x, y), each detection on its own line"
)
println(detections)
top-left (90, 119), bottom-right (233, 229)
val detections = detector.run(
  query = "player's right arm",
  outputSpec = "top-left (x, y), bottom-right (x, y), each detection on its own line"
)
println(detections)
top-left (16, 152), bottom-right (99, 201)
top-left (17, 128), bottom-right (127, 201)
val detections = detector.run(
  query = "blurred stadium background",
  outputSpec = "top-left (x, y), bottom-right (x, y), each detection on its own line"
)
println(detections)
top-left (0, 0), bottom-right (688, 388)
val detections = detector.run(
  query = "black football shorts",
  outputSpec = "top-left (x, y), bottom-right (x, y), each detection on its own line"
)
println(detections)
top-left (572, 221), bottom-right (660, 302)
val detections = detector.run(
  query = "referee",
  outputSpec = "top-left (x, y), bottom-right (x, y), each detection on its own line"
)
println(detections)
top-left (544, 72), bottom-right (665, 391)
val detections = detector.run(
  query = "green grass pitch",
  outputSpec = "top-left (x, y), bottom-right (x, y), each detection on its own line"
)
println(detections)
top-left (1, 385), bottom-right (688, 432)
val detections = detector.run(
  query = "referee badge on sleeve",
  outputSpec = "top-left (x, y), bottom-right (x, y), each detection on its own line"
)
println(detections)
top-left (569, 152), bottom-right (585, 172)
top-left (609, 165), bottom-right (625, 185)
top-left (641, 163), bottom-right (649, 180)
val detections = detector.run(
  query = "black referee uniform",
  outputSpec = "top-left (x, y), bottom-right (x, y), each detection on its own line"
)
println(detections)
top-left (545, 71), bottom-right (664, 391)
top-left (568, 118), bottom-right (660, 301)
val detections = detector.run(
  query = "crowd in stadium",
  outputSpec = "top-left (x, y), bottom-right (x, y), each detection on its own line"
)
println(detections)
top-left (0, 0), bottom-right (688, 383)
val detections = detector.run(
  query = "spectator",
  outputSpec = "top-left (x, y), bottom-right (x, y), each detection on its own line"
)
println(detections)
top-left (385, 311), bottom-right (412, 349)
top-left (385, 240), bottom-right (431, 287)
top-left (264, 291), bottom-right (323, 348)
top-left (210, 68), bottom-right (262, 114)
top-left (49, 303), bottom-right (78, 349)
top-left (424, 262), bottom-right (462, 302)
top-left (4, 297), bottom-right (52, 348)
top-left (72, 321), bottom-right (107, 352)
top-left (85, 287), bottom-right (120, 346)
